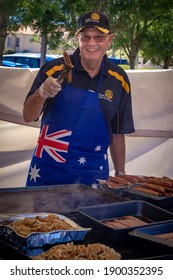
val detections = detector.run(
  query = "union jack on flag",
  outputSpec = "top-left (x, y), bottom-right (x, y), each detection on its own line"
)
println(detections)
top-left (35, 124), bottom-right (72, 163)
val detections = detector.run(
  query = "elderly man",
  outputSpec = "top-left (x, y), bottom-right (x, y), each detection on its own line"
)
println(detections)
top-left (23, 11), bottom-right (134, 187)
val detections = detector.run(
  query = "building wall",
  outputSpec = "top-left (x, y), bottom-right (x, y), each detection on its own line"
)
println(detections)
top-left (5, 28), bottom-right (41, 53)
top-left (4, 28), bottom-right (73, 55)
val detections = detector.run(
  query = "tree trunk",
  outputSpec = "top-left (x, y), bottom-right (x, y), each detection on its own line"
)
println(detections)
top-left (129, 36), bottom-right (138, 69)
top-left (129, 51), bottom-right (136, 69)
top-left (0, 34), bottom-right (6, 65)
top-left (129, 59), bottom-right (135, 69)
top-left (40, 34), bottom-right (47, 67)
top-left (111, 44), bottom-right (116, 57)
top-left (163, 58), bottom-right (170, 69)
top-left (0, 13), bottom-right (9, 65)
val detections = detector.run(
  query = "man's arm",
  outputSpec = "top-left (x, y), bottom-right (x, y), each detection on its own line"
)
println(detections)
top-left (109, 134), bottom-right (126, 175)
top-left (23, 89), bottom-right (46, 122)
top-left (23, 76), bottom-right (62, 122)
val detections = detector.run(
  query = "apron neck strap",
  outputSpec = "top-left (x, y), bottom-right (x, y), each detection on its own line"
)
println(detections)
top-left (97, 60), bottom-right (104, 94)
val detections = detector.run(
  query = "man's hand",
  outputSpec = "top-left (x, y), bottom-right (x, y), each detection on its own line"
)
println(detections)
top-left (39, 76), bottom-right (62, 99)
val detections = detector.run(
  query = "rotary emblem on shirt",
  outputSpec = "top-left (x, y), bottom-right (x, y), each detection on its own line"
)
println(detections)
top-left (105, 90), bottom-right (113, 99)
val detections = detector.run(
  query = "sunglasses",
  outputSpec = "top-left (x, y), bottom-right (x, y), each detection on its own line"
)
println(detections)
top-left (78, 33), bottom-right (109, 43)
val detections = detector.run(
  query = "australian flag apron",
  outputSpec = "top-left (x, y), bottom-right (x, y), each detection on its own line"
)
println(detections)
top-left (26, 62), bottom-right (110, 188)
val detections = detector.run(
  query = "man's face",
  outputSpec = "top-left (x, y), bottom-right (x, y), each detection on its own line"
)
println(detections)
top-left (76, 28), bottom-right (114, 63)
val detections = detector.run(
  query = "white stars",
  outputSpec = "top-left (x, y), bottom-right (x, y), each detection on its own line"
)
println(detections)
top-left (100, 165), bottom-right (103, 170)
top-left (78, 156), bottom-right (87, 165)
top-left (104, 154), bottom-right (108, 160)
top-left (91, 182), bottom-right (98, 189)
top-left (29, 164), bottom-right (41, 182)
top-left (95, 145), bottom-right (102, 152)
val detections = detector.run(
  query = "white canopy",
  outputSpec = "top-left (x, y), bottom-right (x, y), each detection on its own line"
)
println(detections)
top-left (0, 67), bottom-right (173, 188)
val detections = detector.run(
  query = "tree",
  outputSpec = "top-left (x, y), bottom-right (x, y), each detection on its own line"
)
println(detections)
top-left (0, 0), bottom-right (81, 66)
top-left (0, 0), bottom-right (24, 65)
top-left (14, 0), bottom-right (68, 67)
top-left (1, 0), bottom-right (173, 70)
top-left (141, 11), bottom-right (173, 69)
top-left (108, 0), bottom-right (173, 69)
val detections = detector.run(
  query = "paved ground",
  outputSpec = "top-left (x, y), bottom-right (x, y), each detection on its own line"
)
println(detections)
top-left (0, 121), bottom-right (39, 188)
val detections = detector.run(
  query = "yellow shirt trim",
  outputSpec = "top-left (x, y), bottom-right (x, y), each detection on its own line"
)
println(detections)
top-left (108, 69), bottom-right (130, 93)
top-left (46, 64), bottom-right (64, 77)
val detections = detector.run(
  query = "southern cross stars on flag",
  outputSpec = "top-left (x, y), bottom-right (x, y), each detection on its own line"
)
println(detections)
top-left (29, 164), bottom-right (41, 182)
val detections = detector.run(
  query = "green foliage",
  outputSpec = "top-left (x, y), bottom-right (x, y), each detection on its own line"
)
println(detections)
top-left (1, 0), bottom-right (173, 69)
top-left (3, 48), bottom-right (15, 54)
top-left (108, 0), bottom-right (173, 69)
top-left (22, 50), bottom-right (30, 53)
top-left (30, 34), bottom-right (40, 44)
top-left (119, 64), bottom-right (130, 70)
top-left (0, 0), bottom-right (26, 62)
top-left (141, 11), bottom-right (173, 69)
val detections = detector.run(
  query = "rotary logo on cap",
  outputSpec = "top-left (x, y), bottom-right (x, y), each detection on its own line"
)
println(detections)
top-left (91, 13), bottom-right (100, 21)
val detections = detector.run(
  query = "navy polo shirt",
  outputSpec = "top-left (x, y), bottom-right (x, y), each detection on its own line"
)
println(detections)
top-left (26, 48), bottom-right (135, 137)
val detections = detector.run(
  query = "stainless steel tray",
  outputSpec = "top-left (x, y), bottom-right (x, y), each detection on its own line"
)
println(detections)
top-left (123, 186), bottom-right (173, 208)
top-left (0, 212), bottom-right (91, 248)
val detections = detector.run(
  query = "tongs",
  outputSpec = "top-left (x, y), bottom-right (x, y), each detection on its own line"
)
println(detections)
top-left (56, 64), bottom-right (71, 83)
top-left (57, 51), bottom-right (73, 83)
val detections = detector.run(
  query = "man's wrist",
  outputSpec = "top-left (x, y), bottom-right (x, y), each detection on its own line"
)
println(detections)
top-left (115, 171), bottom-right (126, 176)
top-left (39, 83), bottom-right (47, 99)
